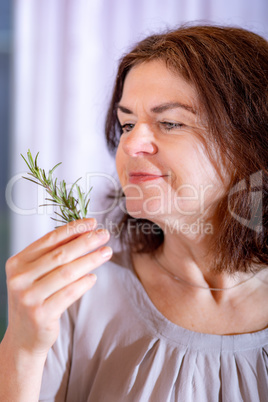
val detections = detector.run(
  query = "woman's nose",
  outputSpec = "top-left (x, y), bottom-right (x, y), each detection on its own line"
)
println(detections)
top-left (122, 123), bottom-right (158, 157)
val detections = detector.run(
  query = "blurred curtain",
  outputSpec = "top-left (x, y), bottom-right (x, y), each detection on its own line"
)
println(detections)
top-left (10, 0), bottom-right (268, 254)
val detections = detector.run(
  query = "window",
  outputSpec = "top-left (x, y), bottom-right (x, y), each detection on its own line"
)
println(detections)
top-left (0, 0), bottom-right (11, 340)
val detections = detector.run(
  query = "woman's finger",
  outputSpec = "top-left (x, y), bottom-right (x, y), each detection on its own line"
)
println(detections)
top-left (43, 273), bottom-right (99, 321)
top-left (22, 246), bottom-right (113, 304)
top-left (16, 218), bottom-right (97, 263)
top-left (27, 228), bottom-right (110, 281)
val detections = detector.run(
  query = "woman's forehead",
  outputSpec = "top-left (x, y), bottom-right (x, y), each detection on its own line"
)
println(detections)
top-left (120, 60), bottom-right (199, 110)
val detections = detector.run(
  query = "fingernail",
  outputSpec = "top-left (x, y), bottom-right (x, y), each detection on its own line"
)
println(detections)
top-left (96, 229), bottom-right (109, 239)
top-left (87, 218), bottom-right (97, 228)
top-left (88, 273), bottom-right (97, 282)
top-left (100, 246), bottom-right (113, 259)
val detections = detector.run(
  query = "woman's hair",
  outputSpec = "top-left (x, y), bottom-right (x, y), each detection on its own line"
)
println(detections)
top-left (105, 24), bottom-right (268, 274)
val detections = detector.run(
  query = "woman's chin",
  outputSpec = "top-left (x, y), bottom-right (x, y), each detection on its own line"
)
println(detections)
top-left (125, 200), bottom-right (163, 221)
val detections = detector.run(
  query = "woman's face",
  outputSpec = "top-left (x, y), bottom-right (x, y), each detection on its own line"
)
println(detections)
top-left (115, 60), bottom-right (228, 229)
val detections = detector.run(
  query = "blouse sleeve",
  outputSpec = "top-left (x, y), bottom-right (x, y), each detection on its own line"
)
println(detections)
top-left (39, 307), bottom-right (74, 401)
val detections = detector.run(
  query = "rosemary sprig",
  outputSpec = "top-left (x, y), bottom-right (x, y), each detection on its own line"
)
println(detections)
top-left (21, 149), bottom-right (92, 225)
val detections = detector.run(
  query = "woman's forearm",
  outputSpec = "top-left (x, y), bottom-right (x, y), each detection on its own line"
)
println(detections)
top-left (0, 331), bottom-right (47, 402)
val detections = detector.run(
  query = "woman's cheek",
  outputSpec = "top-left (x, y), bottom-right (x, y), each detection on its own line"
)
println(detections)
top-left (115, 149), bottom-right (125, 185)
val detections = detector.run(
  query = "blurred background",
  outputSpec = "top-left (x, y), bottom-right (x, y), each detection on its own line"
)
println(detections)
top-left (1, 0), bottom-right (268, 339)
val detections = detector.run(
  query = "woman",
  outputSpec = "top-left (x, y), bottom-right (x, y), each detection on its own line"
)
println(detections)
top-left (1, 25), bottom-right (268, 401)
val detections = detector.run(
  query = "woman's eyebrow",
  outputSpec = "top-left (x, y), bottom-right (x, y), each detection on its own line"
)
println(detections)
top-left (116, 102), bottom-right (196, 115)
top-left (151, 102), bottom-right (196, 115)
top-left (116, 104), bottom-right (133, 114)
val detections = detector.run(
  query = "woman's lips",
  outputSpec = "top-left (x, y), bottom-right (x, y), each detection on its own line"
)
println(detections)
top-left (128, 172), bottom-right (166, 183)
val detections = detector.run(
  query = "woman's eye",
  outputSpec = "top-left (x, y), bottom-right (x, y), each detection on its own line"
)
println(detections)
top-left (160, 122), bottom-right (184, 130)
top-left (120, 123), bottom-right (135, 133)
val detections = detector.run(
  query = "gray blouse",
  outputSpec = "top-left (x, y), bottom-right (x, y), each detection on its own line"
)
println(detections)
top-left (39, 255), bottom-right (268, 401)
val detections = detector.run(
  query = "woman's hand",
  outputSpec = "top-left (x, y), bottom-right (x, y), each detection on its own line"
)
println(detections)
top-left (4, 218), bottom-right (112, 357)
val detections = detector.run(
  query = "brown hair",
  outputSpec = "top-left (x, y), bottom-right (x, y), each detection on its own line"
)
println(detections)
top-left (105, 24), bottom-right (268, 274)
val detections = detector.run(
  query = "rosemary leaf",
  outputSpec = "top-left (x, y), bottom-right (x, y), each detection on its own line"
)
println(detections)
top-left (21, 150), bottom-right (92, 225)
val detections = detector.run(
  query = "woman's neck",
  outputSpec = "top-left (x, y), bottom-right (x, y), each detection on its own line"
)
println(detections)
top-left (132, 250), bottom-right (268, 334)
top-left (154, 228), bottom-right (258, 301)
